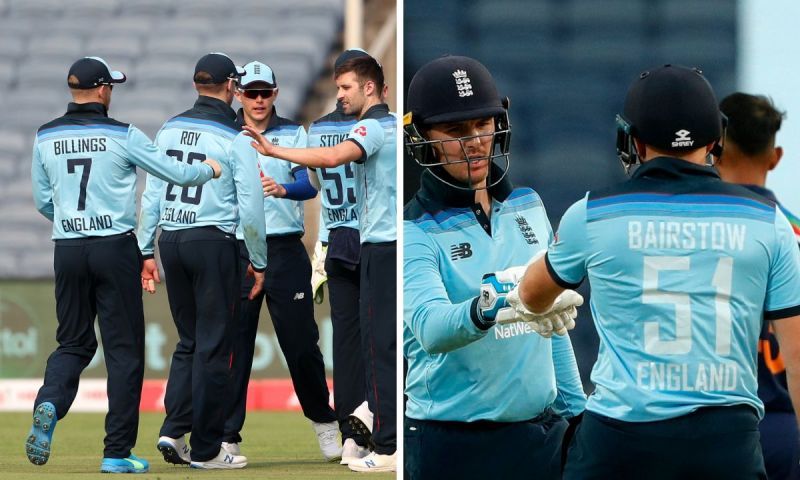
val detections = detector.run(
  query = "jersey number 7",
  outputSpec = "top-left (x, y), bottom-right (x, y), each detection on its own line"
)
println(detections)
top-left (67, 157), bottom-right (92, 211)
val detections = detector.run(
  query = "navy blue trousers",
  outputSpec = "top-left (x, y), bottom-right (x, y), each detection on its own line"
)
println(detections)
top-left (760, 410), bottom-right (800, 480)
top-left (225, 236), bottom-right (335, 443)
top-left (360, 241), bottom-right (396, 454)
top-left (564, 406), bottom-right (767, 479)
top-left (37, 232), bottom-right (144, 459)
top-left (158, 227), bottom-right (240, 462)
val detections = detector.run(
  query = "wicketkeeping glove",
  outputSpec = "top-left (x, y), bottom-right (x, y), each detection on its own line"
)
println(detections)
top-left (311, 241), bottom-right (328, 304)
top-left (506, 287), bottom-right (584, 338)
top-left (477, 273), bottom-right (514, 324)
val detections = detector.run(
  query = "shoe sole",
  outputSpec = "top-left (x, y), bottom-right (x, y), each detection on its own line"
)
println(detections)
top-left (26, 403), bottom-right (56, 466)
top-left (100, 464), bottom-right (150, 474)
top-left (347, 416), bottom-right (375, 451)
top-left (157, 443), bottom-right (190, 465)
top-left (189, 462), bottom-right (247, 469)
top-left (348, 464), bottom-right (396, 473)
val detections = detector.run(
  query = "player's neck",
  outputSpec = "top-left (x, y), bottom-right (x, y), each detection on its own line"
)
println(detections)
top-left (357, 96), bottom-right (381, 119)
top-left (717, 162), bottom-right (767, 187)
top-left (474, 189), bottom-right (491, 216)
top-left (244, 113), bottom-right (269, 133)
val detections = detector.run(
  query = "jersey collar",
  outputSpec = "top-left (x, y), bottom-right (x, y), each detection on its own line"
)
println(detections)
top-left (632, 156), bottom-right (721, 181)
top-left (360, 103), bottom-right (390, 120)
top-left (193, 95), bottom-right (237, 121)
top-left (66, 102), bottom-right (108, 117)
top-left (416, 162), bottom-right (514, 210)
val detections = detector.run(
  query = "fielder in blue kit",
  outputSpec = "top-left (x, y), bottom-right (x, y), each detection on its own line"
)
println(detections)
top-left (716, 92), bottom-right (800, 480)
top-left (403, 55), bottom-right (586, 480)
top-left (515, 65), bottom-right (800, 479)
top-left (243, 55), bottom-right (397, 473)
top-left (306, 48), bottom-right (372, 466)
top-left (137, 53), bottom-right (266, 470)
top-left (28, 56), bottom-right (220, 474)
top-left (222, 61), bottom-right (339, 461)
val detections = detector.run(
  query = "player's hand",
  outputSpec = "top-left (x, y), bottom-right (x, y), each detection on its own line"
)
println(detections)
top-left (242, 125), bottom-right (277, 157)
top-left (506, 288), bottom-right (583, 337)
top-left (310, 241), bottom-right (328, 304)
top-left (203, 158), bottom-right (222, 178)
top-left (141, 258), bottom-right (160, 294)
top-left (247, 264), bottom-right (264, 300)
top-left (261, 176), bottom-right (287, 198)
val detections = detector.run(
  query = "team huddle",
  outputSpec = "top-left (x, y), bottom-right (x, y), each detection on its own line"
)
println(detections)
top-left (403, 57), bottom-right (800, 480)
top-left (26, 49), bottom-right (396, 473)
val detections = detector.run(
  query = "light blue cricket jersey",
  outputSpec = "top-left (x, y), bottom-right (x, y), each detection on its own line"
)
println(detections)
top-left (32, 102), bottom-right (214, 240)
top-left (308, 106), bottom-right (359, 232)
top-left (347, 104), bottom-right (396, 244)
top-left (404, 168), bottom-right (586, 422)
top-left (546, 157), bottom-right (800, 422)
top-left (233, 108), bottom-right (307, 238)
top-left (137, 96), bottom-right (266, 270)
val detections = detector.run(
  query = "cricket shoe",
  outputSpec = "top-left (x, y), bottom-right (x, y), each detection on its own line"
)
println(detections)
top-left (25, 401), bottom-right (57, 466)
top-left (100, 453), bottom-right (150, 473)
top-left (189, 447), bottom-right (247, 469)
top-left (348, 401), bottom-right (375, 449)
top-left (340, 438), bottom-right (370, 465)
top-left (156, 435), bottom-right (190, 465)
top-left (221, 442), bottom-right (241, 456)
top-left (312, 421), bottom-right (342, 462)
top-left (348, 451), bottom-right (396, 473)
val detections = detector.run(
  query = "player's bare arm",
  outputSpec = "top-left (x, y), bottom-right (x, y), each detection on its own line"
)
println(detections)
top-left (518, 255), bottom-right (566, 313)
top-left (773, 315), bottom-right (800, 428)
top-left (242, 124), bottom-right (361, 168)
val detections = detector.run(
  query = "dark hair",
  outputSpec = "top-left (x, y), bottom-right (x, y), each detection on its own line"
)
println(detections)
top-left (720, 92), bottom-right (785, 156)
top-left (334, 56), bottom-right (384, 95)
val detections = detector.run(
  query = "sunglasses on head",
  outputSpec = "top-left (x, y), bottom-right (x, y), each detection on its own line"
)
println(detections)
top-left (240, 88), bottom-right (274, 99)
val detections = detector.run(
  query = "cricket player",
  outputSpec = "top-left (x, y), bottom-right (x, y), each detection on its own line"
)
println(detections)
top-left (515, 65), bottom-right (800, 479)
top-left (28, 56), bottom-right (221, 474)
top-left (717, 92), bottom-right (800, 480)
top-left (243, 54), bottom-right (397, 473)
top-left (223, 60), bottom-right (340, 461)
top-left (403, 55), bottom-right (586, 480)
top-left (137, 52), bottom-right (266, 470)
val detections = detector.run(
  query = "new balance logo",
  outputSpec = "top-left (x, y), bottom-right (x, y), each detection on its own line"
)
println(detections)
top-left (365, 459), bottom-right (377, 468)
top-left (672, 129), bottom-right (694, 147)
top-left (293, 292), bottom-right (305, 300)
top-left (450, 243), bottom-right (473, 260)
top-left (224, 454), bottom-right (234, 463)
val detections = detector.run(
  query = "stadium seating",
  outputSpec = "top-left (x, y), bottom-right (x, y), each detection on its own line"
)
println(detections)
top-left (0, 0), bottom-right (345, 277)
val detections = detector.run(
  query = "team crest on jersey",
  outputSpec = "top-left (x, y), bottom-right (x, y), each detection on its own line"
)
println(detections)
top-left (514, 216), bottom-right (539, 245)
top-left (452, 69), bottom-right (473, 97)
top-left (354, 126), bottom-right (367, 136)
top-left (450, 242), bottom-right (473, 260)
top-left (271, 136), bottom-right (279, 144)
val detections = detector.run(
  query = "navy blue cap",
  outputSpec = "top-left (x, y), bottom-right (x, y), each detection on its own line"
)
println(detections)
top-left (67, 56), bottom-right (126, 89)
top-left (194, 52), bottom-right (246, 84)
top-left (623, 64), bottom-right (723, 151)
top-left (334, 48), bottom-right (371, 70)
top-left (407, 55), bottom-right (504, 125)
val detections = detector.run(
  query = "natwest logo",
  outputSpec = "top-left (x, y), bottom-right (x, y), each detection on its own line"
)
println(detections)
top-left (354, 126), bottom-right (367, 136)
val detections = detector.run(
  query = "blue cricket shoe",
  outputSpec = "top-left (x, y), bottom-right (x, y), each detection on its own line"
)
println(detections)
top-left (26, 401), bottom-right (57, 465)
top-left (100, 453), bottom-right (150, 473)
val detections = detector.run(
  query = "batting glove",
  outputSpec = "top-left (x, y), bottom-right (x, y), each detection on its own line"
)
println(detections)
top-left (310, 241), bottom-right (328, 304)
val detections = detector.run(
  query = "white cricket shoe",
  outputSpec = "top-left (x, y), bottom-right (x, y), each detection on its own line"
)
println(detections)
top-left (348, 401), bottom-right (374, 448)
top-left (348, 451), bottom-right (396, 472)
top-left (340, 438), bottom-right (370, 465)
top-left (312, 421), bottom-right (342, 462)
top-left (221, 442), bottom-right (241, 456)
top-left (156, 435), bottom-right (191, 465)
top-left (189, 447), bottom-right (247, 469)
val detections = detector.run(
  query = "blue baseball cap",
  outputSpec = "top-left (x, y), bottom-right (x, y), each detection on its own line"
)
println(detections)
top-left (67, 56), bottom-right (126, 89)
top-left (239, 61), bottom-right (276, 88)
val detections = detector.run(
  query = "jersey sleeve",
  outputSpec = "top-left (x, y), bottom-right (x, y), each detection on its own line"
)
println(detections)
top-left (550, 333), bottom-right (587, 418)
top-left (545, 196), bottom-right (590, 288)
top-left (30, 140), bottom-right (54, 221)
top-left (404, 220), bottom-right (490, 354)
top-left (230, 134), bottom-right (267, 271)
top-left (345, 118), bottom-right (383, 164)
top-left (137, 171), bottom-right (165, 258)
top-left (764, 207), bottom-right (800, 319)
top-left (126, 126), bottom-right (214, 186)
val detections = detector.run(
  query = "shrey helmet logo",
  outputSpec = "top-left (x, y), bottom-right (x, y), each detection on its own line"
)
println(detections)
top-left (672, 129), bottom-right (694, 147)
top-left (452, 69), bottom-right (473, 97)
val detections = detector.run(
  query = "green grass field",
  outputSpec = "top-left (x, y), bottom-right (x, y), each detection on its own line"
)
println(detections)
top-left (0, 411), bottom-right (395, 479)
